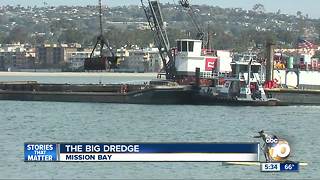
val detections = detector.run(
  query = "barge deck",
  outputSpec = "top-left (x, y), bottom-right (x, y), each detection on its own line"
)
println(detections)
top-left (265, 88), bottom-right (320, 105)
top-left (0, 81), bottom-right (286, 106)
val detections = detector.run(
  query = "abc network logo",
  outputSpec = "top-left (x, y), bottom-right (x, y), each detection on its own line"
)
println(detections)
top-left (265, 136), bottom-right (291, 162)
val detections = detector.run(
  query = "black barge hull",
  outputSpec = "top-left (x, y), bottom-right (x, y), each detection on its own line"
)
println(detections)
top-left (192, 94), bottom-right (286, 106)
top-left (0, 85), bottom-right (193, 105)
top-left (265, 88), bottom-right (320, 105)
top-left (0, 82), bottom-right (284, 106)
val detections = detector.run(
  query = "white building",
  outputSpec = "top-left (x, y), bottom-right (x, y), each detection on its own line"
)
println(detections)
top-left (0, 43), bottom-right (34, 69)
top-left (68, 52), bottom-right (91, 70)
top-left (144, 48), bottom-right (162, 72)
top-left (0, 43), bottom-right (27, 53)
top-left (120, 48), bottom-right (162, 72)
top-left (65, 49), bottom-right (100, 70)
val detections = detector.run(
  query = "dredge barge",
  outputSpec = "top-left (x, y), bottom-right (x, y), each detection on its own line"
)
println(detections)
top-left (0, 0), bottom-right (284, 106)
top-left (1, 0), bottom-right (318, 106)
top-left (0, 80), bottom-right (283, 106)
top-left (0, 81), bottom-right (193, 104)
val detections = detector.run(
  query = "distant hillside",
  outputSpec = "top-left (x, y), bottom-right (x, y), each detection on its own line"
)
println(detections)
top-left (0, 3), bottom-right (319, 51)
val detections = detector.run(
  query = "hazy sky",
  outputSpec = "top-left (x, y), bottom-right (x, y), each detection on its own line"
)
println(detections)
top-left (1, 0), bottom-right (319, 18)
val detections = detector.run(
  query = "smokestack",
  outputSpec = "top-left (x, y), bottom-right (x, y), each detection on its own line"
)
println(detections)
top-left (266, 42), bottom-right (275, 81)
top-left (195, 67), bottom-right (200, 87)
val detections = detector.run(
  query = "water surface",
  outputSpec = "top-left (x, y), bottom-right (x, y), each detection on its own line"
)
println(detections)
top-left (0, 74), bottom-right (318, 179)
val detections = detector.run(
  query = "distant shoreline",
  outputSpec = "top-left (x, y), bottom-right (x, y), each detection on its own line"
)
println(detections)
top-left (0, 72), bottom-right (158, 77)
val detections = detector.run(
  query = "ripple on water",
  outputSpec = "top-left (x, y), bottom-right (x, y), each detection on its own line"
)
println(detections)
top-left (0, 75), bottom-right (319, 179)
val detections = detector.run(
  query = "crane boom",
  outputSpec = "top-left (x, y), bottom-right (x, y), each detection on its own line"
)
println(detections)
top-left (141, 0), bottom-right (175, 80)
top-left (179, 0), bottom-right (207, 48)
top-left (90, 0), bottom-right (114, 59)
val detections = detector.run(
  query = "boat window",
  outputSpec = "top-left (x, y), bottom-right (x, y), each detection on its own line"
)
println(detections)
top-left (188, 41), bottom-right (194, 52)
top-left (177, 41), bottom-right (181, 52)
top-left (252, 65), bottom-right (261, 73)
top-left (182, 41), bottom-right (188, 52)
top-left (239, 65), bottom-right (248, 73)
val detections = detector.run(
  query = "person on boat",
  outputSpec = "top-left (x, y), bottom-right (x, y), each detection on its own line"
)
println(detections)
top-left (254, 130), bottom-right (271, 162)
top-left (250, 83), bottom-right (262, 100)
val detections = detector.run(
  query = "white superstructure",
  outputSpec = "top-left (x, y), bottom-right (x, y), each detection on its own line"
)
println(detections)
top-left (174, 39), bottom-right (232, 77)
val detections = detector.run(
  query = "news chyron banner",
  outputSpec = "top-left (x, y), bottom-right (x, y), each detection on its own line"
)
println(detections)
top-left (24, 143), bottom-right (259, 162)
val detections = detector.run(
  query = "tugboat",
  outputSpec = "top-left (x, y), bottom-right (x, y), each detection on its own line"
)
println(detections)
top-left (141, 0), bottom-right (284, 106)
top-left (192, 55), bottom-right (283, 106)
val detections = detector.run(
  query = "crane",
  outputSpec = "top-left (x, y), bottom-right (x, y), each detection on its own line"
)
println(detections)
top-left (179, 0), bottom-right (209, 49)
top-left (85, 0), bottom-right (117, 71)
top-left (141, 0), bottom-right (175, 80)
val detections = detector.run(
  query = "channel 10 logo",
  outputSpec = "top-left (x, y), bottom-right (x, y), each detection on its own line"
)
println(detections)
top-left (265, 135), bottom-right (291, 162)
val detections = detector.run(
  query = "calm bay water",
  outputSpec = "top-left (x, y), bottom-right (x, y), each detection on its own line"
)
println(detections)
top-left (0, 73), bottom-right (319, 179)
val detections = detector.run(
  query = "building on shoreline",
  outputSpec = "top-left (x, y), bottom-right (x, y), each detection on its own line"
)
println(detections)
top-left (0, 43), bottom-right (35, 71)
top-left (118, 47), bottom-right (162, 73)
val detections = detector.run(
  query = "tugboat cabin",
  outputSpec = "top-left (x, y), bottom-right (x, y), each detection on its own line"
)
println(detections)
top-left (219, 59), bottom-right (267, 101)
top-left (174, 39), bottom-right (219, 85)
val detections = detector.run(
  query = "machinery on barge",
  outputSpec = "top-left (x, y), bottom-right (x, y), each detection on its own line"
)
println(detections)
top-left (1, 0), bottom-right (319, 105)
top-left (140, 0), bottom-right (282, 105)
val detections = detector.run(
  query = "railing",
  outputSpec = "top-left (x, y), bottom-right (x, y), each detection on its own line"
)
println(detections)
top-left (200, 72), bottom-right (214, 79)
